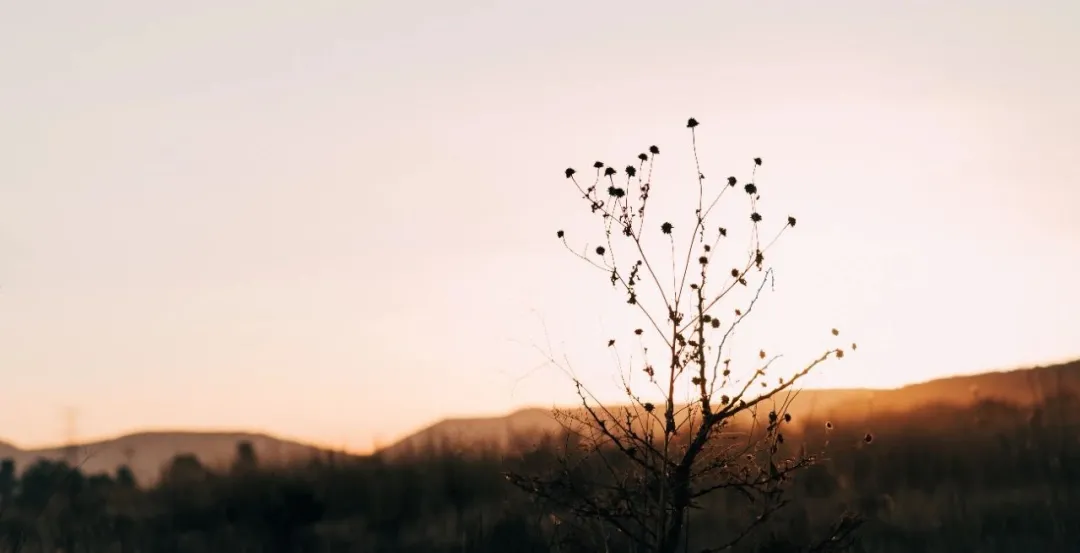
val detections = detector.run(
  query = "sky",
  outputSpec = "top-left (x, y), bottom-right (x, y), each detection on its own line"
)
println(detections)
top-left (1, 0), bottom-right (1079, 452)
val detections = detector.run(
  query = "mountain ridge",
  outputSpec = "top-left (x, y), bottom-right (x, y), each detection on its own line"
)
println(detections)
top-left (379, 359), bottom-right (1080, 457)
top-left (3, 359), bottom-right (1076, 482)
top-left (0, 429), bottom-right (333, 485)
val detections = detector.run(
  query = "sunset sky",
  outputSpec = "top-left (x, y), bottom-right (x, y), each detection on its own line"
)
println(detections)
top-left (2, 0), bottom-right (1078, 452)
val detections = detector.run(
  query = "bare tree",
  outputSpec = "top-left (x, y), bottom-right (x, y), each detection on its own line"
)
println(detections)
top-left (508, 118), bottom-right (860, 553)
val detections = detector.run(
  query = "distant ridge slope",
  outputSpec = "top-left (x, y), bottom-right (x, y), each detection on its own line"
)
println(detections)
top-left (381, 359), bottom-right (1080, 457)
top-left (0, 431), bottom-right (330, 485)
top-left (3, 361), bottom-right (1076, 478)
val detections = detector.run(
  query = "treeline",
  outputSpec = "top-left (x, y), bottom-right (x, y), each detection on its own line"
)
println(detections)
top-left (2, 395), bottom-right (1080, 553)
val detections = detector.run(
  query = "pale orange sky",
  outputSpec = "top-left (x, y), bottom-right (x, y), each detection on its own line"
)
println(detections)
top-left (1, 0), bottom-right (1078, 452)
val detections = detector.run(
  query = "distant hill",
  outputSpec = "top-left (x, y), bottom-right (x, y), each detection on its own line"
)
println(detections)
top-left (0, 431), bottom-right (333, 485)
top-left (4, 360), bottom-right (1076, 480)
top-left (379, 408), bottom-right (559, 458)
top-left (380, 359), bottom-right (1080, 457)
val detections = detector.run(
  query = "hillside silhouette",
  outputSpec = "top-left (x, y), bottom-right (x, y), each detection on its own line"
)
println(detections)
top-left (0, 431), bottom-right (331, 485)
top-left (4, 360), bottom-right (1074, 486)
top-left (1, 358), bottom-right (1079, 552)
top-left (382, 359), bottom-right (1080, 457)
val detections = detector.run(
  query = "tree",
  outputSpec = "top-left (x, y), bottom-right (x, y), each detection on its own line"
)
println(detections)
top-left (0, 458), bottom-right (14, 509)
top-left (161, 453), bottom-right (208, 486)
top-left (115, 465), bottom-right (137, 489)
top-left (509, 118), bottom-right (860, 553)
top-left (233, 440), bottom-right (259, 474)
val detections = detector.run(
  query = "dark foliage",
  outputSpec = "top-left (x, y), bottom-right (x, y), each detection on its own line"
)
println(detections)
top-left (1, 393), bottom-right (1080, 552)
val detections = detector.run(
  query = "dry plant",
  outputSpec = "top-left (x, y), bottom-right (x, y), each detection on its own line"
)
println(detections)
top-left (508, 118), bottom-right (861, 553)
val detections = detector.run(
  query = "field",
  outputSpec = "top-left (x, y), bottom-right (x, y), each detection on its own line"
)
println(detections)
top-left (2, 367), bottom-right (1080, 553)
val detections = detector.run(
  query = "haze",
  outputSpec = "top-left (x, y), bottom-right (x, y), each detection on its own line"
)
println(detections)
top-left (1, 0), bottom-right (1078, 452)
